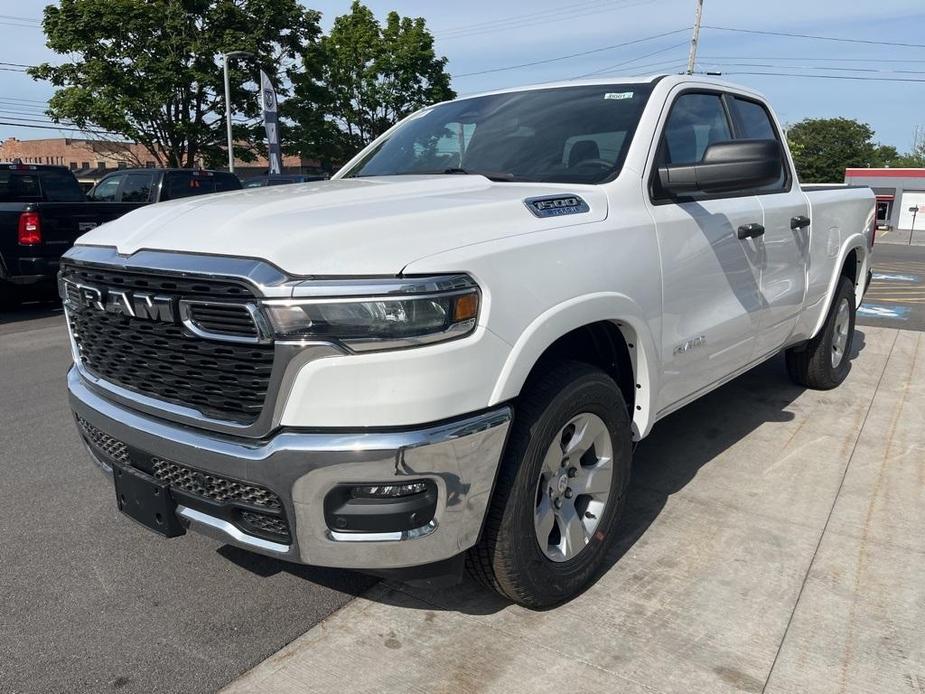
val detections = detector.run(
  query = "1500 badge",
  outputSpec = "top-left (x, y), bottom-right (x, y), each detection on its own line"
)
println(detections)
top-left (524, 194), bottom-right (590, 218)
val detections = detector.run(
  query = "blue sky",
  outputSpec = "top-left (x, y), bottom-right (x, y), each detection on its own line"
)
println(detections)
top-left (2, 0), bottom-right (924, 150)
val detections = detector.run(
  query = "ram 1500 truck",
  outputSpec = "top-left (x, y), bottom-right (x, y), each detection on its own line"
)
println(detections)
top-left (62, 75), bottom-right (875, 608)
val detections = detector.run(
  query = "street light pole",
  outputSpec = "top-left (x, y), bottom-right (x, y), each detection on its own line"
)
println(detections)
top-left (222, 51), bottom-right (253, 173)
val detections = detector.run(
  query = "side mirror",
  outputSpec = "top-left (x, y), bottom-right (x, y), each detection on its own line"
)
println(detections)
top-left (658, 139), bottom-right (782, 195)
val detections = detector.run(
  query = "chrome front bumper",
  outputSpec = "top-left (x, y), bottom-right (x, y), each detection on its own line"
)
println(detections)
top-left (68, 367), bottom-right (512, 570)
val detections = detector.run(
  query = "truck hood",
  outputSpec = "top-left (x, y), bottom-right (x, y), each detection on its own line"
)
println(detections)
top-left (75, 176), bottom-right (608, 276)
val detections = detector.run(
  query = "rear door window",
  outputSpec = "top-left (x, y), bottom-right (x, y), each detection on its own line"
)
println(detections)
top-left (728, 96), bottom-right (789, 193)
top-left (119, 173), bottom-right (155, 202)
top-left (162, 171), bottom-right (242, 200)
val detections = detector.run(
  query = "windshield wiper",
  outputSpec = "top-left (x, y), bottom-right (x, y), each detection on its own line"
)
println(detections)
top-left (441, 167), bottom-right (516, 182)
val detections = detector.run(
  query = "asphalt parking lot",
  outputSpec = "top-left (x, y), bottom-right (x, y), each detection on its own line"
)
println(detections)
top-left (2, 240), bottom-right (924, 694)
top-left (0, 310), bottom-right (375, 694)
top-left (857, 241), bottom-right (925, 332)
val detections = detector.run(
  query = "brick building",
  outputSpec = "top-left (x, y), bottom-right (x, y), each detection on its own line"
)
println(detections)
top-left (0, 137), bottom-right (322, 184)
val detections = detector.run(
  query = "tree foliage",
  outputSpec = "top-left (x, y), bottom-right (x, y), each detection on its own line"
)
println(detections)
top-left (30, 0), bottom-right (321, 167)
top-left (786, 117), bottom-right (910, 183)
top-left (284, 1), bottom-right (454, 168)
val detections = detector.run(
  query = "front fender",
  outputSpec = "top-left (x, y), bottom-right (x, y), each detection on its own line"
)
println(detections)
top-left (489, 292), bottom-right (660, 440)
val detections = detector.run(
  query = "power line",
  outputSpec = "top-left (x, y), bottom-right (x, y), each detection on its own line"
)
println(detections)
top-left (699, 55), bottom-right (925, 63)
top-left (0, 14), bottom-right (41, 25)
top-left (453, 27), bottom-right (691, 78)
top-left (574, 40), bottom-right (690, 78)
top-left (0, 120), bottom-right (116, 136)
top-left (438, 0), bottom-right (614, 35)
top-left (697, 61), bottom-right (925, 76)
top-left (437, 0), bottom-right (656, 41)
top-left (703, 25), bottom-right (925, 50)
top-left (0, 21), bottom-right (41, 29)
top-left (711, 71), bottom-right (925, 84)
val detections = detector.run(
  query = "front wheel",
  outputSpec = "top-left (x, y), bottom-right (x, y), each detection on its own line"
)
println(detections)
top-left (786, 275), bottom-right (856, 390)
top-left (466, 361), bottom-right (632, 608)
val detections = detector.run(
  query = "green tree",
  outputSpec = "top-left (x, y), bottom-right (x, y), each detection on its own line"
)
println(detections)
top-left (285, 1), bottom-right (454, 169)
top-left (30, 0), bottom-right (321, 168)
top-left (786, 117), bottom-right (886, 183)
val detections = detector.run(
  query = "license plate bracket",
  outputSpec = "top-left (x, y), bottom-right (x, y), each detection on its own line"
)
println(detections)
top-left (112, 464), bottom-right (186, 538)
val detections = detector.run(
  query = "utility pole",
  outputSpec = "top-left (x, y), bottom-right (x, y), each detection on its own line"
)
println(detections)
top-left (686, 0), bottom-right (704, 75)
top-left (222, 51), bottom-right (253, 173)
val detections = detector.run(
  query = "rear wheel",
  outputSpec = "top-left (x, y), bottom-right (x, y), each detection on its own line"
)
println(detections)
top-left (786, 275), bottom-right (856, 390)
top-left (467, 361), bottom-right (632, 608)
top-left (0, 283), bottom-right (20, 312)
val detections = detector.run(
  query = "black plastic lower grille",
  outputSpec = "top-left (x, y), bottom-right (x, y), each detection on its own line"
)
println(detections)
top-left (76, 414), bottom-right (291, 543)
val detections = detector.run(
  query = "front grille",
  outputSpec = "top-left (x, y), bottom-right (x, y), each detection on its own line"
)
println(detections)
top-left (76, 414), bottom-right (128, 465)
top-left (239, 510), bottom-right (290, 540)
top-left (63, 263), bottom-right (274, 424)
top-left (186, 303), bottom-right (259, 339)
top-left (150, 457), bottom-right (281, 510)
top-left (76, 415), bottom-right (291, 543)
top-left (64, 265), bottom-right (253, 299)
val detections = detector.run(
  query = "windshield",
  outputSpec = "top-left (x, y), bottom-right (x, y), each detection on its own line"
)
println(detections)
top-left (342, 83), bottom-right (653, 184)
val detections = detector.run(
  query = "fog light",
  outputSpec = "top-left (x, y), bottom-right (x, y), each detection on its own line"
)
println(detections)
top-left (325, 480), bottom-right (438, 533)
top-left (349, 482), bottom-right (429, 499)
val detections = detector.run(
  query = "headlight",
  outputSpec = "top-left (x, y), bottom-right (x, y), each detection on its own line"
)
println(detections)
top-left (263, 275), bottom-right (480, 351)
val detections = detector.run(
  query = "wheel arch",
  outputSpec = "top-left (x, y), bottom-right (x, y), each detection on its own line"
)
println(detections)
top-left (810, 237), bottom-right (869, 340)
top-left (489, 293), bottom-right (659, 440)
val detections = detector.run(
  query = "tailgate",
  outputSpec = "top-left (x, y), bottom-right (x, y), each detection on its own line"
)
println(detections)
top-left (34, 202), bottom-right (145, 253)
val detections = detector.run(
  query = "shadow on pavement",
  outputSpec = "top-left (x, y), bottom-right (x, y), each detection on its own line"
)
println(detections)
top-left (216, 545), bottom-right (379, 594)
top-left (0, 297), bottom-right (64, 329)
top-left (360, 330), bottom-right (868, 615)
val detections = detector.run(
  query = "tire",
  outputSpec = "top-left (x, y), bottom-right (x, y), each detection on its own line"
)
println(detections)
top-left (786, 275), bottom-right (856, 390)
top-left (0, 283), bottom-right (20, 312)
top-left (467, 361), bottom-right (632, 608)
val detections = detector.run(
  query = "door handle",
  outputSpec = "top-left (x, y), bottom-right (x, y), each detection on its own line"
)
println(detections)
top-left (737, 223), bottom-right (765, 240)
top-left (791, 215), bottom-right (811, 230)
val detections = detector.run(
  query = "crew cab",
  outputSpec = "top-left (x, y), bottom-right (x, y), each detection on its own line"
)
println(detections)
top-left (62, 75), bottom-right (875, 608)
top-left (0, 165), bottom-right (240, 309)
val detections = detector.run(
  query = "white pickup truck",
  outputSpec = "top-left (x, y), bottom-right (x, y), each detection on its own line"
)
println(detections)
top-left (62, 75), bottom-right (875, 608)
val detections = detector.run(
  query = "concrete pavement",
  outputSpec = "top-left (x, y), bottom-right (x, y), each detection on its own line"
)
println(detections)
top-left (225, 327), bottom-right (925, 694)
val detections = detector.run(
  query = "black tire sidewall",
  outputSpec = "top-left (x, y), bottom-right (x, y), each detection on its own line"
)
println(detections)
top-left (492, 365), bottom-right (631, 606)
top-left (822, 277), bottom-right (857, 384)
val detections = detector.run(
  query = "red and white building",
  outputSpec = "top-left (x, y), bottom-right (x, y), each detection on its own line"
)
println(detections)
top-left (844, 168), bottom-right (925, 231)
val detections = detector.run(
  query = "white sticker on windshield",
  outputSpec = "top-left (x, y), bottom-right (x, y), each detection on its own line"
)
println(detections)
top-left (604, 91), bottom-right (634, 100)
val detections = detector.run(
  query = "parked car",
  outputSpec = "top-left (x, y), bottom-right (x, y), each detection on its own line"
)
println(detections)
top-left (0, 164), bottom-right (129, 308)
top-left (242, 173), bottom-right (329, 188)
top-left (0, 165), bottom-right (241, 309)
top-left (61, 75), bottom-right (875, 607)
top-left (87, 167), bottom-right (241, 203)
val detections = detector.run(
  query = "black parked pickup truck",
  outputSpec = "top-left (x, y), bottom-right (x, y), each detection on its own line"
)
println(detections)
top-left (0, 164), bottom-right (241, 308)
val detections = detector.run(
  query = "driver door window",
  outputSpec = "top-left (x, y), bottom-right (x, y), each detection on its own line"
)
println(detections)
top-left (90, 174), bottom-right (123, 202)
top-left (662, 93), bottom-right (732, 166)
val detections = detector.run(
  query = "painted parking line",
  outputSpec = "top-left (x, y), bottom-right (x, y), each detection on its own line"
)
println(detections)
top-left (858, 304), bottom-right (910, 319)
top-left (872, 273), bottom-right (919, 282)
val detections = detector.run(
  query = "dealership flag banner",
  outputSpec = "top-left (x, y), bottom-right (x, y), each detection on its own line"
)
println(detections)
top-left (260, 70), bottom-right (282, 175)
